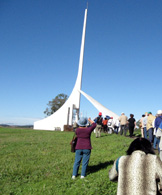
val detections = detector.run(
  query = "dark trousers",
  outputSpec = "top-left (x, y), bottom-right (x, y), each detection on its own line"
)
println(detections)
top-left (148, 128), bottom-right (153, 143)
top-left (120, 125), bottom-right (127, 136)
top-left (114, 126), bottom-right (119, 134)
top-left (103, 125), bottom-right (107, 132)
top-left (129, 126), bottom-right (135, 137)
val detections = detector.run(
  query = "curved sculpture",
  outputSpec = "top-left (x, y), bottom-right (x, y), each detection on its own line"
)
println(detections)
top-left (34, 8), bottom-right (88, 131)
top-left (34, 7), bottom-right (119, 131)
top-left (80, 90), bottom-right (119, 121)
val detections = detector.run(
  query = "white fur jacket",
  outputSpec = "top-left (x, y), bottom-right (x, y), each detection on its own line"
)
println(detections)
top-left (109, 150), bottom-right (162, 195)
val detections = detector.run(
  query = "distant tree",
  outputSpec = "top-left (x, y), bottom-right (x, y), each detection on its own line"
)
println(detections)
top-left (44, 93), bottom-right (68, 116)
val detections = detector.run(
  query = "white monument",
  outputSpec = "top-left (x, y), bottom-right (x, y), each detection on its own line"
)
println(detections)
top-left (34, 7), bottom-right (119, 131)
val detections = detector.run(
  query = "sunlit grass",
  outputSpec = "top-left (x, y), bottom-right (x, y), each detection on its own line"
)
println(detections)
top-left (0, 127), bottom-right (136, 195)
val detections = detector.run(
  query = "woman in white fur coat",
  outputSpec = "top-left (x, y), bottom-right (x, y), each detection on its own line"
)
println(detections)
top-left (109, 138), bottom-right (162, 195)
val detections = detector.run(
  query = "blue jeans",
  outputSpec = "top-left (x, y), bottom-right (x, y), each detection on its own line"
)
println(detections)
top-left (120, 125), bottom-right (127, 136)
top-left (153, 136), bottom-right (160, 151)
top-left (148, 128), bottom-right (153, 143)
top-left (72, 149), bottom-right (91, 177)
top-left (144, 127), bottom-right (147, 139)
top-left (114, 126), bottom-right (119, 134)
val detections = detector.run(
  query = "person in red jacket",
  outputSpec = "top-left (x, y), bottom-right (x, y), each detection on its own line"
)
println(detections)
top-left (102, 117), bottom-right (108, 133)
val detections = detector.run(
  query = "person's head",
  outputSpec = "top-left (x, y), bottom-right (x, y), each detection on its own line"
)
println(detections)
top-left (126, 138), bottom-right (155, 155)
top-left (142, 114), bottom-right (145, 117)
top-left (148, 112), bottom-right (152, 116)
top-left (157, 110), bottom-right (162, 116)
top-left (99, 112), bottom-right (102, 116)
top-left (130, 114), bottom-right (134, 118)
top-left (121, 112), bottom-right (124, 115)
top-left (77, 117), bottom-right (88, 127)
top-left (145, 112), bottom-right (148, 116)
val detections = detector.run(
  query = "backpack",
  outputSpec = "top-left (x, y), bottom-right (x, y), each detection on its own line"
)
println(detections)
top-left (156, 120), bottom-right (162, 138)
top-left (97, 116), bottom-right (102, 125)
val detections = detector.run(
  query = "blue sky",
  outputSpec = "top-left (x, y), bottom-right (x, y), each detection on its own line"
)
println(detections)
top-left (0, 0), bottom-right (162, 125)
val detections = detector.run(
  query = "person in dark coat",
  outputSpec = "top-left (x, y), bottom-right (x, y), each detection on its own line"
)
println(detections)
top-left (128, 114), bottom-right (136, 137)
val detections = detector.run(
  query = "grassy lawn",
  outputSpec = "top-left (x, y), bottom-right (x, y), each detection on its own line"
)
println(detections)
top-left (0, 127), bottom-right (139, 195)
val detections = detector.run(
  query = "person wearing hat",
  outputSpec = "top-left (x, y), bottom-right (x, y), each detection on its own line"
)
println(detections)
top-left (72, 117), bottom-right (96, 179)
top-left (146, 112), bottom-right (155, 143)
top-left (128, 114), bottom-right (136, 137)
top-left (95, 112), bottom-right (103, 138)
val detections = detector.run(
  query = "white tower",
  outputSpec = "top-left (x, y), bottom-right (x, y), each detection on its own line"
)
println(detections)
top-left (34, 8), bottom-right (88, 131)
top-left (34, 7), bottom-right (119, 131)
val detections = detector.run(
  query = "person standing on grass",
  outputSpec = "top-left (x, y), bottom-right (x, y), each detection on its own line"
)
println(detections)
top-left (109, 138), bottom-right (162, 195)
top-left (95, 112), bottom-right (103, 138)
top-left (128, 114), bottom-right (136, 137)
top-left (154, 110), bottom-right (162, 151)
top-left (140, 114), bottom-right (145, 137)
top-left (147, 112), bottom-right (155, 143)
top-left (102, 117), bottom-right (108, 133)
top-left (143, 112), bottom-right (148, 139)
top-left (114, 119), bottom-right (120, 134)
top-left (118, 112), bottom-right (128, 136)
top-left (72, 117), bottom-right (96, 179)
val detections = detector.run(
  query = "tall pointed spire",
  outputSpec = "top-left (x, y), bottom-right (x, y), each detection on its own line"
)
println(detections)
top-left (74, 7), bottom-right (88, 114)
top-left (34, 8), bottom-right (88, 131)
top-left (34, 6), bottom-right (119, 131)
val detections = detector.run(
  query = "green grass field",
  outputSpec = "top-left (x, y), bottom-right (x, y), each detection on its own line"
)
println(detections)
top-left (0, 127), bottom-right (139, 195)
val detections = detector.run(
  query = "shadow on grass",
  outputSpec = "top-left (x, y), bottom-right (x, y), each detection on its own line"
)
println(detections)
top-left (86, 160), bottom-right (114, 175)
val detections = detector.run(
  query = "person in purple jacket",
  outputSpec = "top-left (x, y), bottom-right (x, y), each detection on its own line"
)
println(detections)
top-left (72, 117), bottom-right (96, 179)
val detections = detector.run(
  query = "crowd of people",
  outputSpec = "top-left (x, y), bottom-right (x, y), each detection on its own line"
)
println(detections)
top-left (71, 110), bottom-right (162, 194)
top-left (118, 112), bottom-right (136, 137)
top-left (109, 110), bottom-right (162, 194)
top-left (93, 111), bottom-right (162, 143)
top-left (140, 110), bottom-right (162, 160)
top-left (94, 112), bottom-right (136, 138)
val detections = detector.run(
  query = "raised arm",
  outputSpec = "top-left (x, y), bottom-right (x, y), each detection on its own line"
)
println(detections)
top-left (88, 117), bottom-right (95, 124)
